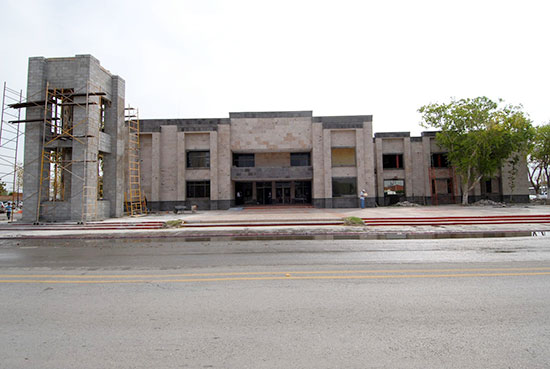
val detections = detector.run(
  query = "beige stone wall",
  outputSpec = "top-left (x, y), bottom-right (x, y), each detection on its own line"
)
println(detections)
top-left (217, 125), bottom-right (232, 201)
top-left (140, 134), bottom-right (152, 201)
top-left (256, 152), bottom-right (290, 167)
top-left (382, 138), bottom-right (404, 153)
top-left (160, 126), bottom-right (178, 201)
top-left (231, 117), bottom-right (312, 152)
top-left (501, 155), bottom-right (530, 195)
top-left (311, 123), bottom-right (325, 199)
top-left (410, 140), bottom-right (427, 198)
top-left (185, 133), bottom-right (210, 149)
top-left (331, 130), bottom-right (356, 147)
top-left (332, 167), bottom-right (357, 177)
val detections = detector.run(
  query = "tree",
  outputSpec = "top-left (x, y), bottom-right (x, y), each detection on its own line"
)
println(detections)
top-left (419, 97), bottom-right (534, 205)
top-left (0, 181), bottom-right (7, 196)
top-left (529, 123), bottom-right (550, 198)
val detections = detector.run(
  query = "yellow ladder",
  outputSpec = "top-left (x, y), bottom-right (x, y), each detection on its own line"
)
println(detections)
top-left (125, 107), bottom-right (145, 216)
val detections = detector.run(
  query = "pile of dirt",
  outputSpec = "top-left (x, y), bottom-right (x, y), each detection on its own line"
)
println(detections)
top-left (472, 199), bottom-right (508, 207)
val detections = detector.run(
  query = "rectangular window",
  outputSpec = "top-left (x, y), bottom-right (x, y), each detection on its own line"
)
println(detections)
top-left (485, 179), bottom-right (492, 193)
top-left (331, 147), bottom-right (356, 167)
top-left (332, 177), bottom-right (357, 197)
top-left (99, 98), bottom-right (107, 132)
top-left (233, 153), bottom-right (255, 167)
top-left (384, 179), bottom-right (405, 195)
top-left (290, 153), bottom-right (310, 166)
top-left (186, 181), bottom-right (210, 198)
top-left (186, 151), bottom-right (210, 168)
top-left (431, 153), bottom-right (449, 168)
top-left (97, 154), bottom-right (104, 200)
top-left (382, 154), bottom-right (404, 169)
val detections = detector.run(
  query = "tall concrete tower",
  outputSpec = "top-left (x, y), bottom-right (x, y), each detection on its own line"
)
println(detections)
top-left (21, 55), bottom-right (126, 222)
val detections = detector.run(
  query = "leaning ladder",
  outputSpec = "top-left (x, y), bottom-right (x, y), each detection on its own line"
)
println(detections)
top-left (125, 107), bottom-right (145, 216)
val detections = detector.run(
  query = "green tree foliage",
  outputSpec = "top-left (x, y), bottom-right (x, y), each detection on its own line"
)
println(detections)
top-left (0, 181), bottom-right (8, 196)
top-left (528, 123), bottom-right (550, 196)
top-left (419, 97), bottom-right (534, 205)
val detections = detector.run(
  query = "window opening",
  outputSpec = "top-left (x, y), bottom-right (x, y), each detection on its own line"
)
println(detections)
top-left (291, 153), bottom-right (310, 166)
top-left (186, 151), bottom-right (210, 168)
top-left (233, 153), bottom-right (255, 167)
top-left (382, 154), bottom-right (403, 169)
top-left (332, 177), bottom-right (357, 197)
top-left (186, 181), bottom-right (210, 198)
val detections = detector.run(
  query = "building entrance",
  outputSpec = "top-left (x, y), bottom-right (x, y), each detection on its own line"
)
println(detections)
top-left (235, 181), bottom-right (312, 206)
top-left (235, 182), bottom-right (253, 205)
top-left (275, 182), bottom-right (291, 204)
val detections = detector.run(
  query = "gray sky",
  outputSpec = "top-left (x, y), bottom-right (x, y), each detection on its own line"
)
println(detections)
top-left (1, 0), bottom-right (549, 135)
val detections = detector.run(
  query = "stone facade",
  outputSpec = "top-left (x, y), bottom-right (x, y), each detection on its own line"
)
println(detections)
top-left (20, 55), bottom-right (530, 221)
top-left (139, 112), bottom-right (530, 210)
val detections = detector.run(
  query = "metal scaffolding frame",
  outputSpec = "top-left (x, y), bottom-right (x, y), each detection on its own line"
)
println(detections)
top-left (8, 81), bottom-right (107, 223)
top-left (0, 82), bottom-right (24, 221)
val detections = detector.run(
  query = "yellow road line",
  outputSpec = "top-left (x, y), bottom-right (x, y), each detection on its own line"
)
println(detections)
top-left (0, 272), bottom-right (549, 284)
top-left (1, 267), bottom-right (549, 279)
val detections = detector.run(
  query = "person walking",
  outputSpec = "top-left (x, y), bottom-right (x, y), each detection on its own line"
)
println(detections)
top-left (6, 202), bottom-right (12, 221)
top-left (359, 189), bottom-right (367, 209)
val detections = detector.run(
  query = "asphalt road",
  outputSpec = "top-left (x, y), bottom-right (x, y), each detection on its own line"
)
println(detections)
top-left (1, 236), bottom-right (550, 368)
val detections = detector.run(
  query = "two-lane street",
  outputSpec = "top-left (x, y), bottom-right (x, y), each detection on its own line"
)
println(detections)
top-left (1, 236), bottom-right (549, 368)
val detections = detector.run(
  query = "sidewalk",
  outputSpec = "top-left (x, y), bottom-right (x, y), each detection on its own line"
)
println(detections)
top-left (1, 204), bottom-right (550, 240)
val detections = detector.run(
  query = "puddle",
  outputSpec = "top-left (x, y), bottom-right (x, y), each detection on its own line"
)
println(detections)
top-left (128, 231), bottom-right (548, 243)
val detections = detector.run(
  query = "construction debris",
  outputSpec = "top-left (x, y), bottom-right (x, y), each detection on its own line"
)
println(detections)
top-left (472, 199), bottom-right (508, 207)
top-left (393, 201), bottom-right (420, 207)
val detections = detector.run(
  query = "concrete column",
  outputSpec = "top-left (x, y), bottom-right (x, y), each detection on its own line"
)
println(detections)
top-left (404, 137), bottom-right (413, 199)
top-left (323, 129), bottom-right (332, 207)
top-left (422, 137), bottom-right (432, 203)
top-left (363, 122), bottom-right (376, 205)
top-left (176, 132), bottom-right (186, 201)
top-left (22, 57), bottom-right (47, 223)
top-left (217, 124), bottom-right (231, 208)
top-left (160, 126), bottom-right (177, 202)
top-left (311, 123), bottom-right (325, 206)
top-left (375, 138), bottom-right (384, 202)
top-left (151, 132), bottom-right (160, 201)
top-left (104, 75), bottom-right (125, 218)
top-left (209, 131), bottom-right (218, 209)
top-left (356, 128), bottom-right (367, 193)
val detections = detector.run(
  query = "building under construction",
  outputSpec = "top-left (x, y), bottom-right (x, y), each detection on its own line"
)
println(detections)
top-left (1, 55), bottom-right (530, 222)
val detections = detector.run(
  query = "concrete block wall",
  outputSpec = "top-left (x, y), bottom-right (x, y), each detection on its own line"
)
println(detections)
top-left (22, 55), bottom-right (125, 222)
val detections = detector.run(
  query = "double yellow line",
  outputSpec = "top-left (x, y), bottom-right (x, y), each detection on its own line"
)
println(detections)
top-left (1, 267), bottom-right (550, 284)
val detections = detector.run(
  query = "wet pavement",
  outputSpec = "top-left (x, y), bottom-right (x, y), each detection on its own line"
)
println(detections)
top-left (0, 204), bottom-right (549, 239)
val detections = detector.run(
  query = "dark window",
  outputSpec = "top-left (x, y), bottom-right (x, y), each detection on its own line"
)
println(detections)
top-left (383, 179), bottom-right (405, 195)
top-left (186, 181), bottom-right (210, 198)
top-left (291, 153), bottom-right (310, 166)
top-left (431, 153), bottom-right (449, 168)
top-left (294, 181), bottom-right (311, 203)
top-left (97, 154), bottom-right (104, 200)
top-left (187, 151), bottom-right (210, 168)
top-left (383, 154), bottom-right (403, 169)
top-left (99, 98), bottom-right (107, 132)
top-left (233, 153), bottom-right (255, 167)
top-left (485, 179), bottom-right (492, 193)
top-left (332, 177), bottom-right (357, 197)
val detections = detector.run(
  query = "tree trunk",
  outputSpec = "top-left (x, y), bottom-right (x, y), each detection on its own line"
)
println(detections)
top-left (461, 183), bottom-right (469, 205)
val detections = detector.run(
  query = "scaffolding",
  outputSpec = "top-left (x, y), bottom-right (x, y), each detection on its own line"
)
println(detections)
top-left (125, 106), bottom-right (145, 216)
top-left (8, 81), bottom-right (107, 223)
top-left (0, 83), bottom-right (24, 221)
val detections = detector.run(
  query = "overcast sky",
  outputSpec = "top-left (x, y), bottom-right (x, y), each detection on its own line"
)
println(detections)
top-left (1, 0), bottom-right (549, 135)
